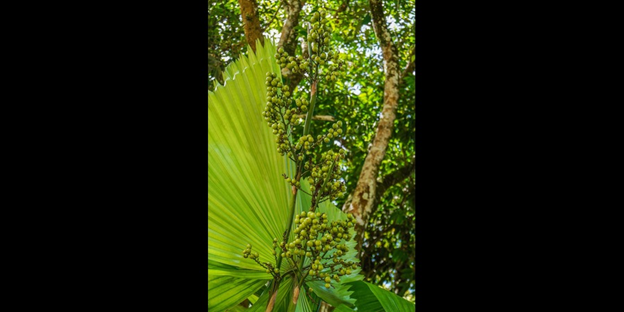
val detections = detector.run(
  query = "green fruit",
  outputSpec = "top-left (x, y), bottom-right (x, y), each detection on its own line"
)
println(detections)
top-left (325, 283), bottom-right (330, 288)
top-left (325, 277), bottom-right (331, 283)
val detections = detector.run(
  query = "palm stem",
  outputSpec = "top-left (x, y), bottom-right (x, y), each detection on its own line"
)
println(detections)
top-left (267, 187), bottom-right (299, 312)
top-left (270, 23), bottom-right (320, 311)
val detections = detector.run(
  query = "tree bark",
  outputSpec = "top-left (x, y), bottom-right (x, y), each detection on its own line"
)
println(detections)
top-left (238, 0), bottom-right (264, 52)
top-left (343, 0), bottom-right (401, 250)
top-left (278, 0), bottom-right (306, 90)
top-left (278, 0), bottom-right (304, 56)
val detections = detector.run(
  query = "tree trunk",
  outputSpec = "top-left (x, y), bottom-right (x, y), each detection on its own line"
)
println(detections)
top-left (278, 0), bottom-right (306, 90)
top-left (238, 0), bottom-right (264, 52)
top-left (278, 0), bottom-right (305, 56)
top-left (343, 0), bottom-right (401, 250)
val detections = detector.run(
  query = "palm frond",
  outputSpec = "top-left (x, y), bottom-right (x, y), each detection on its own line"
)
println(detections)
top-left (209, 39), bottom-right (296, 311)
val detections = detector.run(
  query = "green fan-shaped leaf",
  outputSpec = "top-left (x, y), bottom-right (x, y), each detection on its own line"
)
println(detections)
top-left (209, 38), bottom-right (297, 311)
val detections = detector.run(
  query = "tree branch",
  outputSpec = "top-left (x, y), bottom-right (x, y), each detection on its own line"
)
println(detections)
top-left (295, 114), bottom-right (335, 121)
top-left (401, 47), bottom-right (415, 81)
top-left (375, 158), bottom-right (415, 201)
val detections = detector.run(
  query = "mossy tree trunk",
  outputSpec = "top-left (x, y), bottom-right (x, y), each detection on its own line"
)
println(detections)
top-left (343, 0), bottom-right (402, 252)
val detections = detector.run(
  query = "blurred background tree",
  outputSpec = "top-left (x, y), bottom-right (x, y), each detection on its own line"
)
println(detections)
top-left (209, 0), bottom-right (415, 302)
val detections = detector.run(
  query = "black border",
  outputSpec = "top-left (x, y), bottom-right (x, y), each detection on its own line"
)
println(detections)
top-left (48, 2), bottom-right (211, 310)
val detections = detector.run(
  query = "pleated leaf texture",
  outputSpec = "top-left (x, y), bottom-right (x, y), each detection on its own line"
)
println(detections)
top-left (209, 39), bottom-right (295, 311)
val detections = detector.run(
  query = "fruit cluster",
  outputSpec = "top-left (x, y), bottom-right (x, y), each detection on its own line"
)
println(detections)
top-left (244, 212), bottom-right (359, 289)
top-left (263, 44), bottom-right (347, 203)
top-left (276, 47), bottom-right (307, 75)
top-left (283, 211), bottom-right (358, 288)
top-left (304, 148), bottom-right (347, 202)
top-left (246, 5), bottom-right (357, 296)
top-left (243, 243), bottom-right (279, 276)
top-left (263, 72), bottom-right (308, 157)
top-left (307, 9), bottom-right (345, 83)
